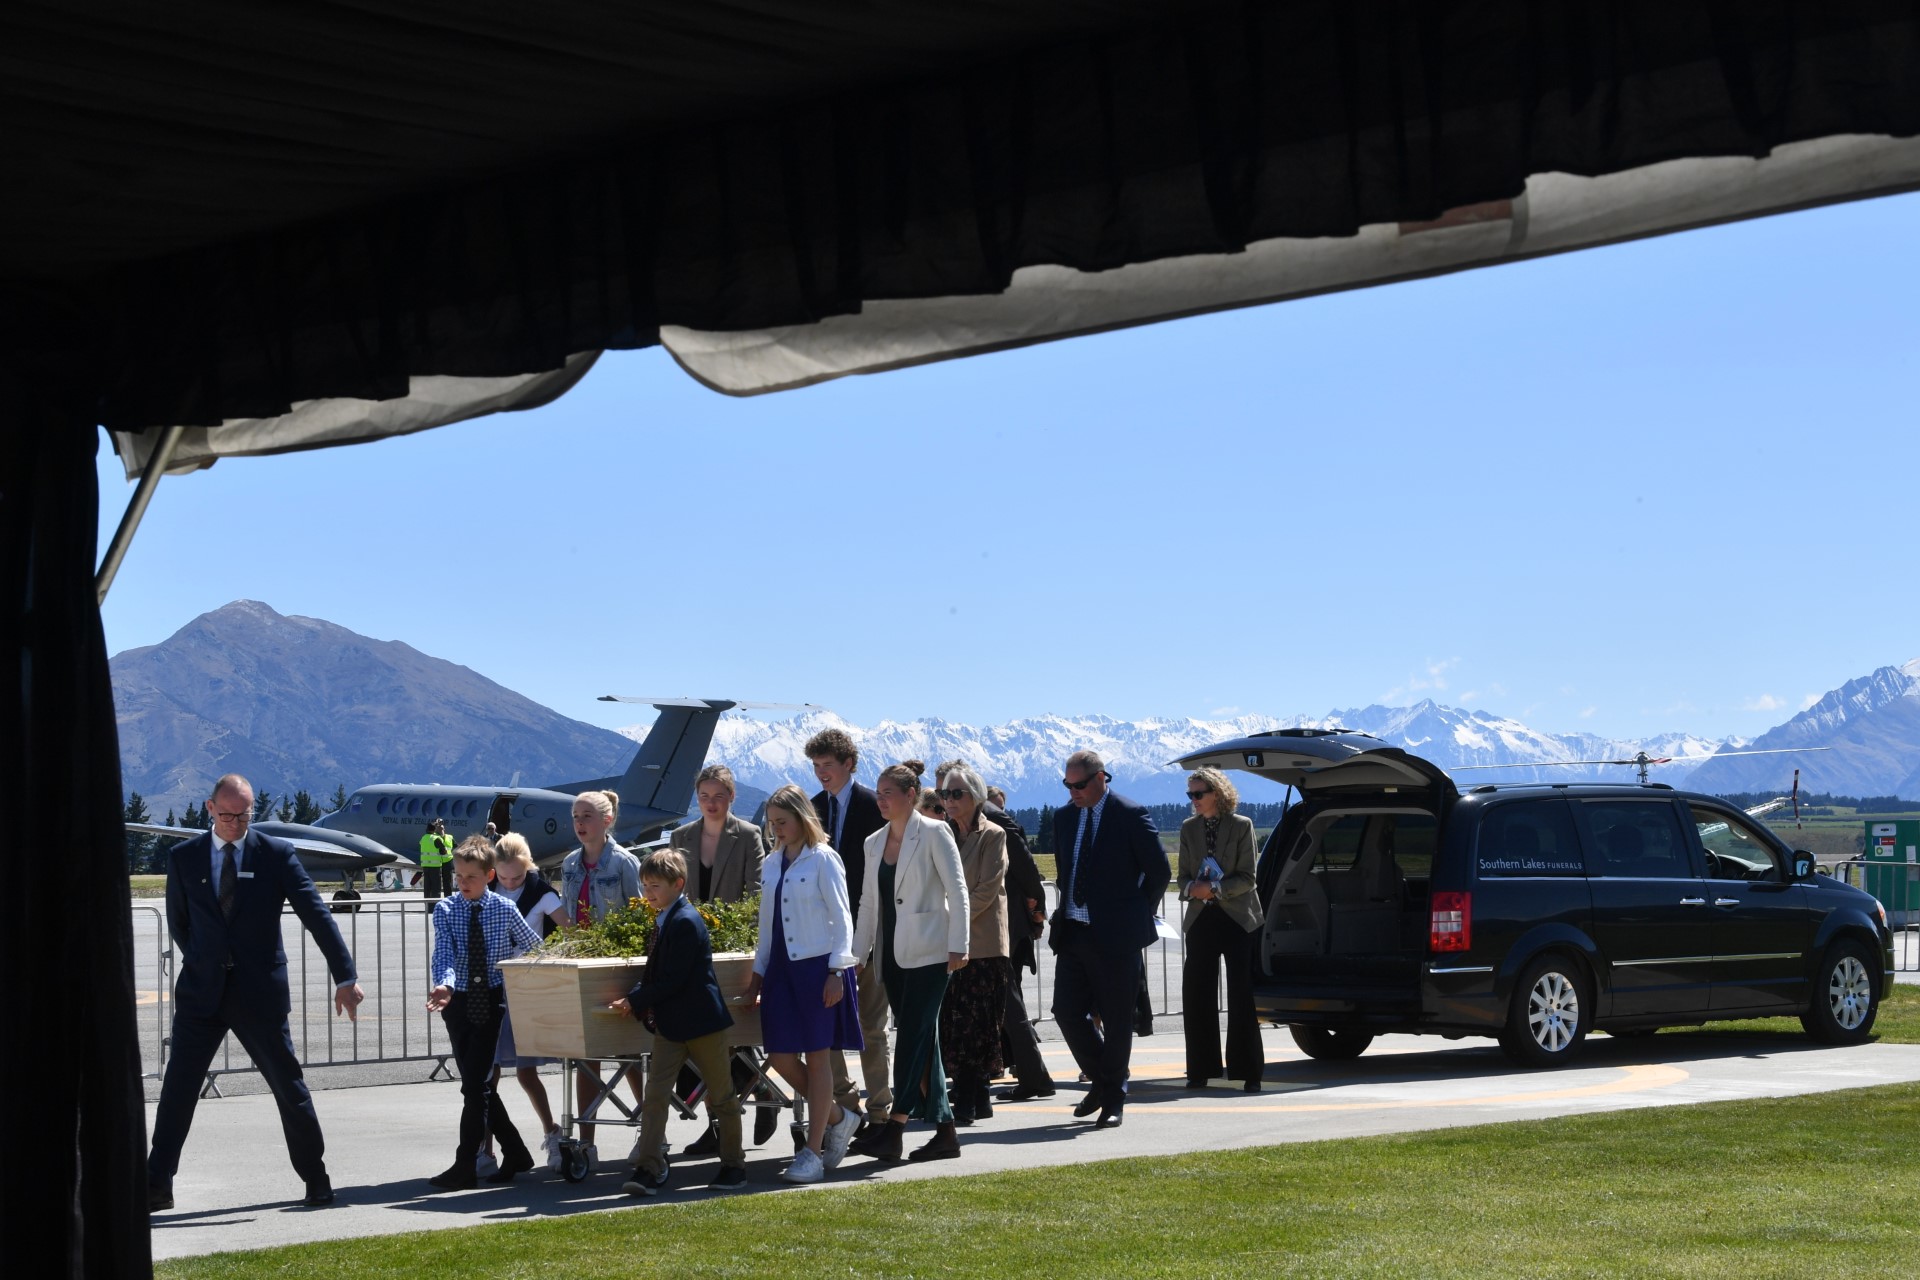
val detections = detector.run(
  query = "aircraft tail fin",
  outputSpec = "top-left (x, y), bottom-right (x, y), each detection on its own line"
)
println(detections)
top-left (557, 698), bottom-right (738, 841)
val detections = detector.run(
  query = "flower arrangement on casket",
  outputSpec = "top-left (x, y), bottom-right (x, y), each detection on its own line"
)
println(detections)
top-left (497, 894), bottom-right (762, 1058)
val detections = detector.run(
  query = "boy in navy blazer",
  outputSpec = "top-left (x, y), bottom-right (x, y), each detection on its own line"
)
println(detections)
top-left (611, 849), bottom-right (749, 1193)
top-left (148, 774), bottom-right (364, 1212)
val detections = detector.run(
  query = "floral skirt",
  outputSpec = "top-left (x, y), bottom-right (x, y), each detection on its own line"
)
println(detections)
top-left (939, 955), bottom-right (1009, 1080)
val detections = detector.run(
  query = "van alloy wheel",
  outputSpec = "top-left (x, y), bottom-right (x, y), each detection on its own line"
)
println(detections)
top-left (1801, 942), bottom-right (1879, 1045)
top-left (1499, 956), bottom-right (1589, 1068)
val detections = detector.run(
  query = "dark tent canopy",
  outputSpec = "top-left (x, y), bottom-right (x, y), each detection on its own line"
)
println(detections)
top-left (3, 3), bottom-right (1916, 1273)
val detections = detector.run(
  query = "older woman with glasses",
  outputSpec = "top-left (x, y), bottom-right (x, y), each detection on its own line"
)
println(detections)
top-left (932, 762), bottom-right (1010, 1125)
top-left (1178, 766), bottom-right (1264, 1091)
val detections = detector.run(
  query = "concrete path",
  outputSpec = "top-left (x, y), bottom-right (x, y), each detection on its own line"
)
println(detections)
top-left (148, 1025), bottom-right (1920, 1262)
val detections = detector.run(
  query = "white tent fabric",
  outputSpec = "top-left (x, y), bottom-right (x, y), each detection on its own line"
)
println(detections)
top-left (110, 352), bottom-right (600, 480)
top-left (659, 134), bottom-right (1920, 396)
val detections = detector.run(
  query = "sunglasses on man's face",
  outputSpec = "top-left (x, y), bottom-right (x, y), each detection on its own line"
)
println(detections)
top-left (1063, 773), bottom-right (1106, 791)
top-left (1186, 790), bottom-right (1212, 801)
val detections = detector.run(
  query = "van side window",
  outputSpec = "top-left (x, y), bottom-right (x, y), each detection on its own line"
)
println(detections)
top-left (1476, 800), bottom-right (1581, 876)
top-left (1580, 800), bottom-right (1695, 879)
top-left (1686, 804), bottom-right (1782, 882)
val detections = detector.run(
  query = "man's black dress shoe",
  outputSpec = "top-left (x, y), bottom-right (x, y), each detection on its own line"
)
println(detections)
top-left (754, 1103), bottom-right (780, 1146)
top-left (684, 1127), bottom-right (721, 1158)
top-left (997, 1082), bottom-right (1056, 1102)
top-left (148, 1183), bottom-right (174, 1213)
top-left (303, 1178), bottom-right (335, 1206)
top-left (428, 1165), bottom-right (478, 1191)
top-left (1095, 1105), bottom-right (1124, 1129)
top-left (1185, 1077), bottom-right (1209, 1089)
top-left (1072, 1095), bottom-right (1103, 1119)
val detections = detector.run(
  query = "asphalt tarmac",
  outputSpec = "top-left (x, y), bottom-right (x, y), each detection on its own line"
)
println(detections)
top-left (147, 1024), bottom-right (1920, 1262)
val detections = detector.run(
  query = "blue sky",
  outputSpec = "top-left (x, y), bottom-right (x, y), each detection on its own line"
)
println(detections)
top-left (96, 190), bottom-right (1918, 745)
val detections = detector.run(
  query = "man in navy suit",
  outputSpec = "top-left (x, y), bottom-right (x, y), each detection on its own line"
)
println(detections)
top-left (1049, 749), bottom-right (1168, 1128)
top-left (147, 774), bottom-right (366, 1211)
top-left (807, 727), bottom-right (892, 1128)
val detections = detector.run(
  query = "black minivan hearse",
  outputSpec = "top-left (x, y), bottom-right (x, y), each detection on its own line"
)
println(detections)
top-left (1173, 730), bottom-right (1896, 1067)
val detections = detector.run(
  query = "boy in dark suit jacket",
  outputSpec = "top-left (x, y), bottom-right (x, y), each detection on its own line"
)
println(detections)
top-left (611, 849), bottom-right (749, 1194)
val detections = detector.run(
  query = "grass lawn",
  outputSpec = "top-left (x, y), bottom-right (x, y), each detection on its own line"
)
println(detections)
top-left (157, 1081), bottom-right (1920, 1279)
top-left (129, 874), bottom-right (166, 898)
top-left (1642, 979), bottom-right (1920, 1044)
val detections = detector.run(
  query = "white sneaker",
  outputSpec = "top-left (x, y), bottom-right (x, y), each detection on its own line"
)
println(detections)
top-left (821, 1106), bottom-right (861, 1171)
top-left (780, 1147), bottom-right (824, 1184)
top-left (475, 1150), bottom-right (499, 1177)
top-left (542, 1130), bottom-right (563, 1173)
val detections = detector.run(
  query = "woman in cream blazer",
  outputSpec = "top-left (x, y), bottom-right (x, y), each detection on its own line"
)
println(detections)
top-left (1177, 766), bottom-right (1264, 1092)
top-left (846, 761), bottom-right (969, 1164)
top-left (671, 764), bottom-right (766, 905)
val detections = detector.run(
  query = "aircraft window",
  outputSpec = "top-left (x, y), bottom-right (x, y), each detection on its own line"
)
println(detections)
top-left (406, 798), bottom-right (419, 816)
top-left (435, 798), bottom-right (448, 817)
top-left (376, 797), bottom-right (388, 815)
top-left (467, 799), bottom-right (481, 817)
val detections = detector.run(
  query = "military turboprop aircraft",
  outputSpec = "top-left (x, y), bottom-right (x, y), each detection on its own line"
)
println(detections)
top-left (129, 696), bottom-right (778, 880)
top-left (126, 817), bottom-right (406, 879)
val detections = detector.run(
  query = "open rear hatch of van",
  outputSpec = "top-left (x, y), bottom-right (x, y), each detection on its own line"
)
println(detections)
top-left (1174, 731), bottom-right (1458, 1021)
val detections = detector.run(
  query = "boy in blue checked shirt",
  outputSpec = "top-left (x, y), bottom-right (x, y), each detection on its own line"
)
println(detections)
top-left (609, 849), bottom-right (749, 1193)
top-left (426, 837), bottom-right (541, 1190)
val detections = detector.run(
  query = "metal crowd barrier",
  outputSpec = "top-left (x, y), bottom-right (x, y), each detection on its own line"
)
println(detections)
top-left (1835, 860), bottom-right (1920, 971)
top-left (136, 896), bottom-right (460, 1093)
top-left (134, 886), bottom-right (1200, 1093)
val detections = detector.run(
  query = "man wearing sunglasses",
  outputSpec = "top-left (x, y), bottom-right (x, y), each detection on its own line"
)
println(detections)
top-left (148, 773), bottom-right (366, 1213)
top-left (1049, 750), bottom-right (1168, 1129)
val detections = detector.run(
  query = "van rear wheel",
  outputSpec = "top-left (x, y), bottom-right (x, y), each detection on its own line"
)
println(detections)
top-left (1289, 1026), bottom-right (1374, 1061)
top-left (1499, 955), bottom-right (1589, 1068)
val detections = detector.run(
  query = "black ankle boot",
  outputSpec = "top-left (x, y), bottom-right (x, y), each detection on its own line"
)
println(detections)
top-left (908, 1122), bottom-right (961, 1162)
top-left (973, 1079), bottom-right (994, 1120)
top-left (950, 1077), bottom-right (975, 1126)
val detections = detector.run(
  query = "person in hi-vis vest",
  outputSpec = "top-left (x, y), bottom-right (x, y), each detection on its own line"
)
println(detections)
top-left (419, 818), bottom-right (455, 898)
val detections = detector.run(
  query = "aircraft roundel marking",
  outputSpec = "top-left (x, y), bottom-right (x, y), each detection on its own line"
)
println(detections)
top-left (545, 818), bottom-right (558, 835)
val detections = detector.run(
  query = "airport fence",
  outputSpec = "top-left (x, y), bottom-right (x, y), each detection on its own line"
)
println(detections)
top-left (1835, 860), bottom-right (1920, 970)
top-left (135, 896), bottom-right (458, 1092)
top-left (133, 887), bottom-right (1203, 1091)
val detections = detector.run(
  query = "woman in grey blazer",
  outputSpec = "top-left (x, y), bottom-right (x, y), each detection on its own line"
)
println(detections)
top-left (1177, 766), bottom-right (1264, 1091)
top-left (668, 764), bottom-right (776, 1152)
top-left (670, 764), bottom-right (766, 905)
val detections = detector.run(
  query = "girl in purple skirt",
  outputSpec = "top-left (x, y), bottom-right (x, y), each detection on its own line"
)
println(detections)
top-left (745, 784), bottom-right (863, 1183)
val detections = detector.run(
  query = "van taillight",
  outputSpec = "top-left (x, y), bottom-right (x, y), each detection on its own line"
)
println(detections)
top-left (1430, 892), bottom-right (1471, 953)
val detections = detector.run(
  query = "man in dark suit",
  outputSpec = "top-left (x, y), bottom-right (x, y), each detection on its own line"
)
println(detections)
top-left (1049, 749), bottom-right (1168, 1128)
top-left (806, 727), bottom-right (892, 1126)
top-left (147, 774), bottom-right (366, 1211)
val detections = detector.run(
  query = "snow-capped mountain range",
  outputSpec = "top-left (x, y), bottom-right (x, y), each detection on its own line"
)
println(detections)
top-left (620, 702), bottom-right (1744, 809)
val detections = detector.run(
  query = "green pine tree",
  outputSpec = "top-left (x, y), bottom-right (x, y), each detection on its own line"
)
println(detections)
top-left (292, 789), bottom-right (321, 824)
top-left (124, 791), bottom-right (158, 873)
top-left (1036, 804), bottom-right (1055, 853)
top-left (276, 794), bottom-right (294, 822)
top-left (253, 790), bottom-right (272, 821)
top-left (328, 784), bottom-right (348, 814)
